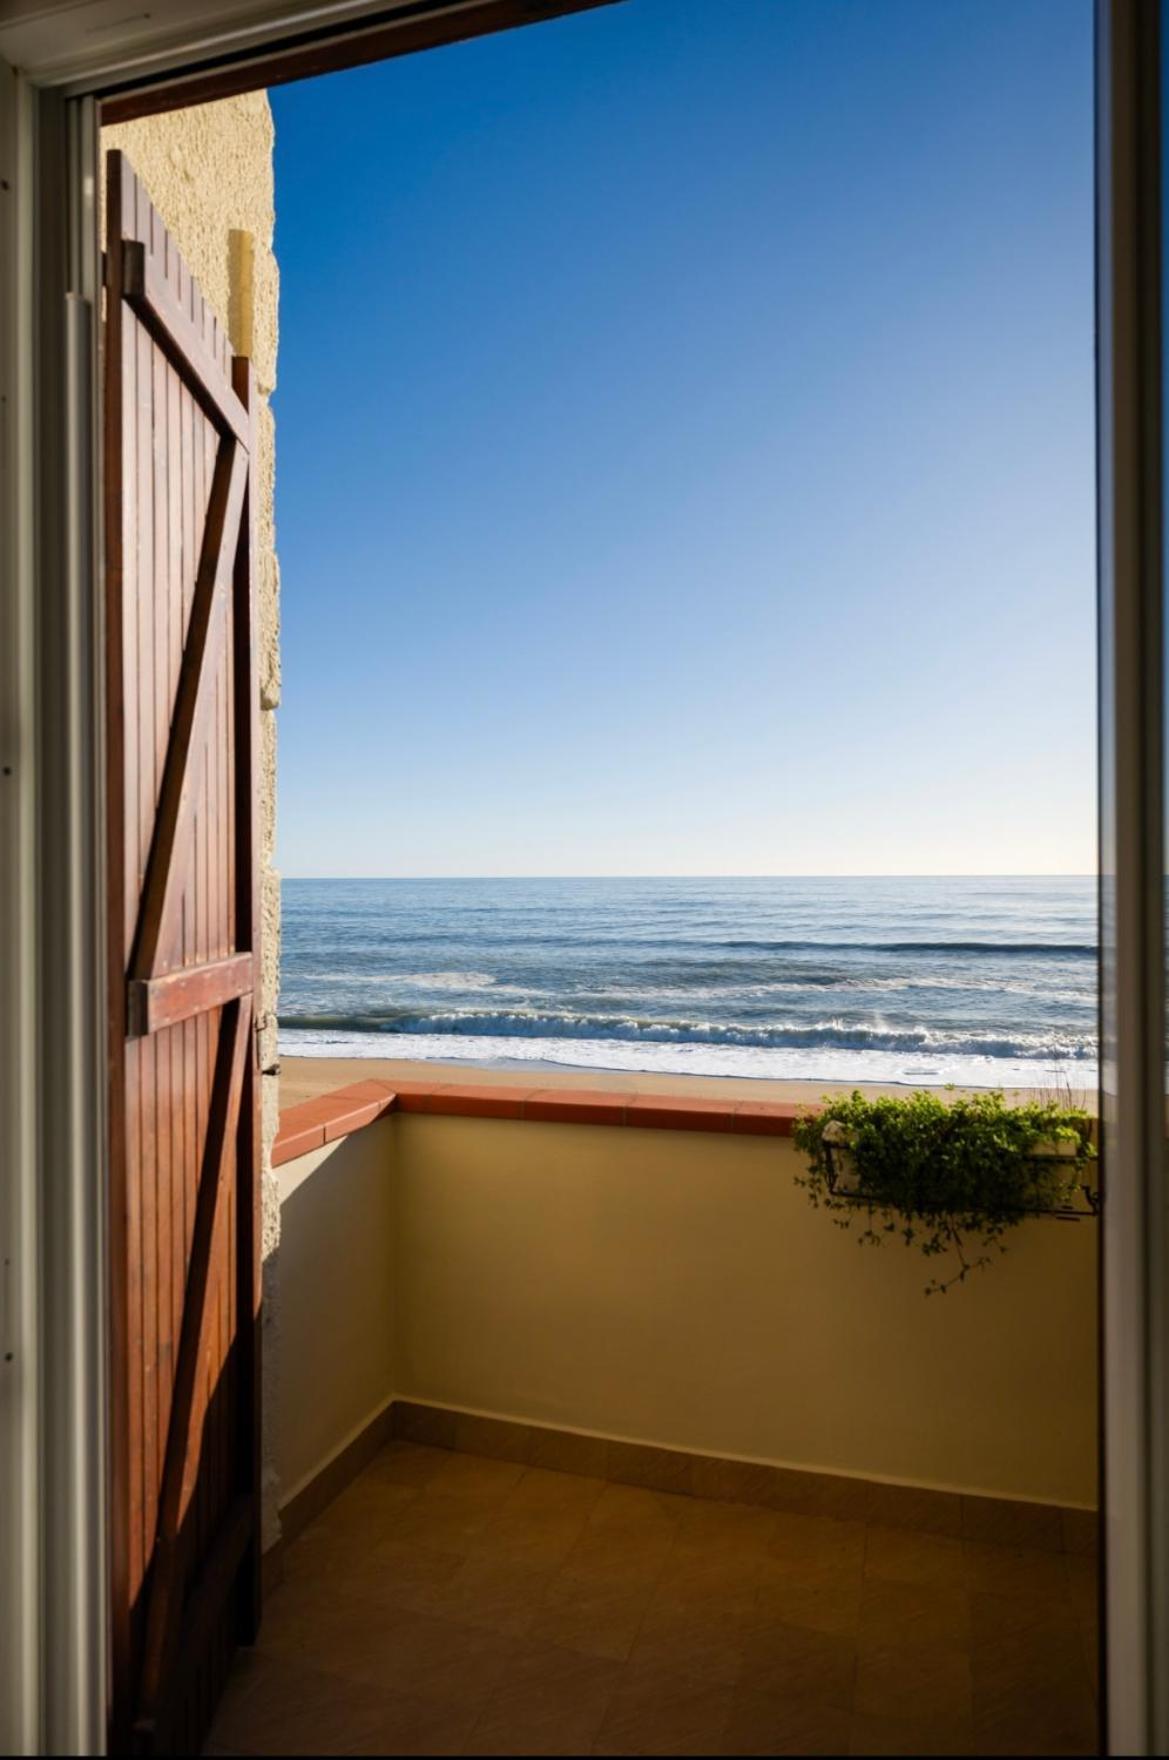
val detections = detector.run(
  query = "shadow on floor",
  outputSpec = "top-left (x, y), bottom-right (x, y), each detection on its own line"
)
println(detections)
top-left (208, 1440), bottom-right (1099, 1756)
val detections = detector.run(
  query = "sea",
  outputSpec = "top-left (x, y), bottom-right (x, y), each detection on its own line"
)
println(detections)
top-left (277, 876), bottom-right (1097, 1090)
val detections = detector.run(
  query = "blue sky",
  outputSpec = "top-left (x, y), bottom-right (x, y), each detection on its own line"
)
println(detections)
top-left (271, 0), bottom-right (1095, 878)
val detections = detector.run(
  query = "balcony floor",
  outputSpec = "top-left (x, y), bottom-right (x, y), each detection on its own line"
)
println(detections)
top-left (208, 1440), bottom-right (1098, 1756)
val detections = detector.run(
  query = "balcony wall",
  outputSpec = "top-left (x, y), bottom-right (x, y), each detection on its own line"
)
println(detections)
top-left (274, 1097), bottom-right (1097, 1530)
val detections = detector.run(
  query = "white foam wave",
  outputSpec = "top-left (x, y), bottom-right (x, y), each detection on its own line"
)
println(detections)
top-left (279, 1026), bottom-right (1098, 1093)
top-left (396, 971), bottom-right (499, 990)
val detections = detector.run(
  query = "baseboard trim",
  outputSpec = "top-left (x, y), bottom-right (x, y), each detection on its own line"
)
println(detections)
top-left (279, 1398), bottom-right (396, 1546)
top-left (268, 1396), bottom-right (1098, 1562)
top-left (388, 1400), bottom-right (1099, 1556)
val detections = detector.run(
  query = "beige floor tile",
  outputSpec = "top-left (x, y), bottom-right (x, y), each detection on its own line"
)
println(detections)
top-left (969, 1586), bottom-right (1080, 1651)
top-left (972, 1686), bottom-right (1100, 1757)
top-left (1078, 1616), bottom-right (1101, 1699)
top-left (261, 1583), bottom-right (515, 1702)
top-left (421, 1551), bottom-right (553, 1637)
top-left (464, 1639), bottom-right (620, 1755)
top-left (353, 1605), bottom-right (520, 1701)
top-left (628, 1596), bottom-right (750, 1687)
top-left (210, 1649), bottom-right (476, 1757)
top-left (220, 1447), bottom-right (1093, 1758)
top-left (533, 1569), bottom-right (656, 1662)
top-left (566, 1541), bottom-right (676, 1598)
top-left (425, 1449), bottom-right (526, 1500)
top-left (737, 1618), bottom-right (857, 1707)
top-left (563, 1524), bottom-right (674, 1589)
top-left (587, 1480), bottom-right (689, 1536)
top-left (366, 1441), bottom-right (451, 1488)
top-left (254, 1582), bottom-right (400, 1678)
top-left (963, 1540), bottom-right (1071, 1602)
top-left (281, 1506), bottom-right (417, 1590)
top-left (594, 1662), bottom-right (735, 1756)
top-left (858, 1575), bottom-right (971, 1651)
top-left (287, 1531), bottom-right (464, 1615)
top-left (864, 1522), bottom-right (966, 1586)
top-left (361, 1688), bottom-right (482, 1756)
top-left (471, 1503), bottom-right (592, 1571)
top-left (854, 1641), bottom-right (971, 1724)
top-left (253, 1577), bottom-right (340, 1656)
top-left (1065, 1552), bottom-right (1100, 1626)
top-left (653, 1539), bottom-right (765, 1605)
top-left (848, 1709), bottom-right (974, 1755)
top-left (723, 1688), bottom-right (852, 1755)
top-left (1061, 1509), bottom-right (1099, 1557)
top-left (316, 1472), bottom-right (425, 1540)
top-left (505, 1465), bottom-right (607, 1519)
top-left (382, 1489), bottom-right (499, 1555)
top-left (755, 1559), bottom-right (864, 1636)
top-left (971, 1620), bottom-right (1097, 1717)
top-left (672, 1496), bottom-right (776, 1554)
top-left (769, 1511), bottom-right (867, 1572)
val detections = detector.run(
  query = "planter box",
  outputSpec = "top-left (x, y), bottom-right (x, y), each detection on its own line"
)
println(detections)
top-left (820, 1122), bottom-right (1099, 1219)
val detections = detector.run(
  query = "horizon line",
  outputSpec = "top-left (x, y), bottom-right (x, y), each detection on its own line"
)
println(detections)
top-left (278, 871), bottom-right (1099, 882)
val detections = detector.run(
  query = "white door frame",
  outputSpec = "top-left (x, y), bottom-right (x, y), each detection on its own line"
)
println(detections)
top-left (0, 70), bottom-right (107, 1760)
top-left (3, 0), bottom-right (1166, 1751)
top-left (1097, 3), bottom-right (1169, 1751)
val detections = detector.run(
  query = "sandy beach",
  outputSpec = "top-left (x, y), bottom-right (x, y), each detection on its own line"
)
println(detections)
top-left (279, 1054), bottom-right (1084, 1112)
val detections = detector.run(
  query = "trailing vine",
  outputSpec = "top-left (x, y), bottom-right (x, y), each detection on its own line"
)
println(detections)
top-left (792, 1089), bottom-right (1096, 1294)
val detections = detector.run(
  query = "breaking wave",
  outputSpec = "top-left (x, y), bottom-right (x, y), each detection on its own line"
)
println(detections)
top-left (278, 1005), bottom-right (1093, 1062)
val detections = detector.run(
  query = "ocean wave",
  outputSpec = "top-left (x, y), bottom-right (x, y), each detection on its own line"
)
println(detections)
top-left (395, 971), bottom-right (499, 990)
top-left (712, 940), bottom-right (1095, 957)
top-left (277, 1004), bottom-right (1094, 1061)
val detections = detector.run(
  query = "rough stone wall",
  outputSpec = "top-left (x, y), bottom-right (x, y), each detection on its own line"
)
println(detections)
top-left (101, 94), bottom-right (283, 1548)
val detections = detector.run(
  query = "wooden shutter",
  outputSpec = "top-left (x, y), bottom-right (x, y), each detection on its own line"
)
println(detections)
top-left (103, 150), bottom-right (262, 1757)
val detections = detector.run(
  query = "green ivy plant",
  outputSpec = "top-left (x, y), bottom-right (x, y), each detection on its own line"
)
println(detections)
top-left (792, 1090), bottom-right (1096, 1295)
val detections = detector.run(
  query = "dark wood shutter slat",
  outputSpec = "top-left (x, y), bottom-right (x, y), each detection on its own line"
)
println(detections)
top-left (121, 240), bottom-right (251, 445)
top-left (135, 995), bottom-right (253, 1734)
top-left (130, 435), bottom-right (247, 983)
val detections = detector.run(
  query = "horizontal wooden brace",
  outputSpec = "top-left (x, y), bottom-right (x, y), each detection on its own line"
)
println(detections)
top-left (128, 953), bottom-right (253, 1037)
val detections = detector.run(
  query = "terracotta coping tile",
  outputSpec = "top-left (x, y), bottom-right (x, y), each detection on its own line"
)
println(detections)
top-left (625, 1095), bottom-right (736, 1132)
top-left (274, 1076), bottom-right (815, 1162)
top-left (522, 1089), bottom-right (629, 1126)
top-left (731, 1101), bottom-right (802, 1137)
top-left (385, 1078), bottom-right (447, 1100)
top-left (280, 1094), bottom-right (352, 1126)
top-left (273, 1086), bottom-right (397, 1165)
top-left (272, 1121), bottom-right (326, 1167)
top-left (322, 1098), bottom-right (388, 1142)
top-left (398, 1083), bottom-right (536, 1120)
top-left (327, 1078), bottom-right (400, 1105)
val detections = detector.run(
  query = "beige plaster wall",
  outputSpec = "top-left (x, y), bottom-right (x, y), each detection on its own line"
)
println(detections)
top-left (273, 1115), bottom-right (1097, 1513)
top-left (101, 93), bottom-right (283, 1541)
top-left (390, 1117), bottom-right (1098, 1509)
top-left (275, 1123), bottom-right (396, 1503)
